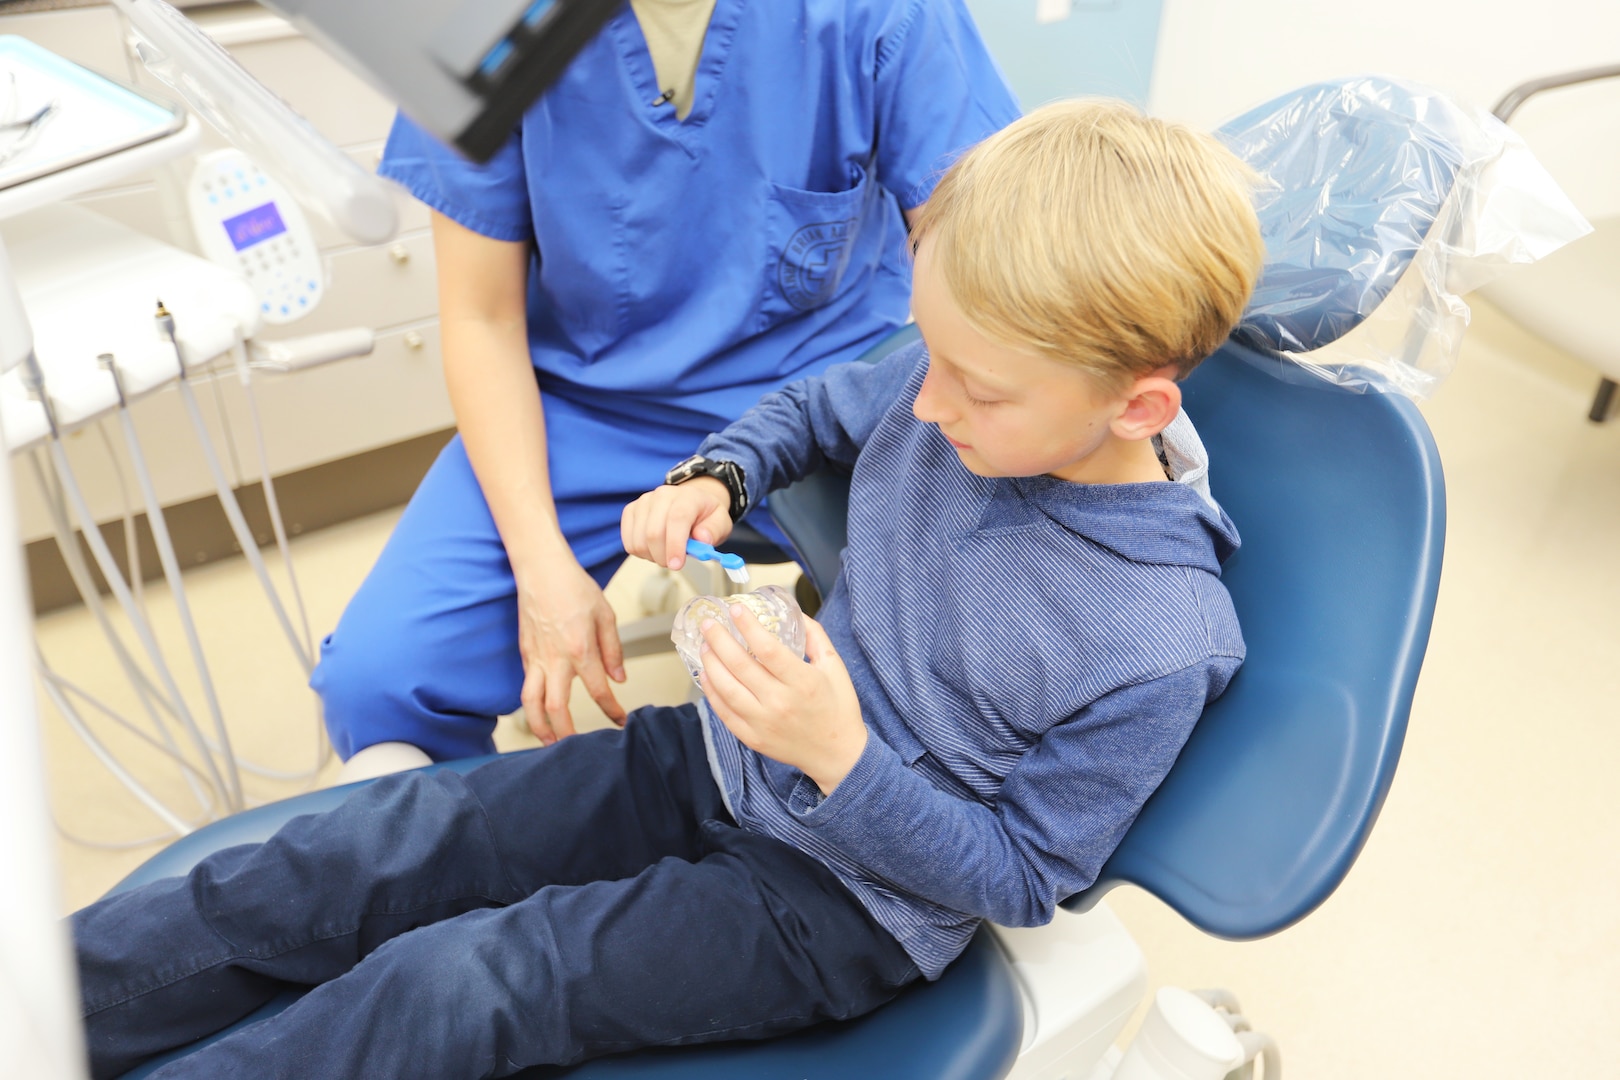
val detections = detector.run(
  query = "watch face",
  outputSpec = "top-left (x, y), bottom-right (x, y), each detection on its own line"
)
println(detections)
top-left (667, 455), bottom-right (706, 485)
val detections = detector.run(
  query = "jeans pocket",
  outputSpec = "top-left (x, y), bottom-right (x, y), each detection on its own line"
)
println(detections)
top-left (758, 163), bottom-right (876, 332)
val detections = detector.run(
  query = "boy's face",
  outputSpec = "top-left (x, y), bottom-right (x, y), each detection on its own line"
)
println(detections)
top-left (909, 240), bottom-right (1177, 484)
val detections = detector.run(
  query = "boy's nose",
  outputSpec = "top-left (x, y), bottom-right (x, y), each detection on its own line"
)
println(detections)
top-left (912, 367), bottom-right (952, 425)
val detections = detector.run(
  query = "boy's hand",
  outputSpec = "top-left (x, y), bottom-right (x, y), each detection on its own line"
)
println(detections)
top-left (621, 477), bottom-right (734, 571)
top-left (699, 609), bottom-right (869, 796)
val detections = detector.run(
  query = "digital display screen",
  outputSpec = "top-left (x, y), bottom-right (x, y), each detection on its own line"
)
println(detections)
top-left (222, 202), bottom-right (287, 252)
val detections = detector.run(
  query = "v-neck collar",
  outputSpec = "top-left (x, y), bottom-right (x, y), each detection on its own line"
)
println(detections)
top-left (609, 0), bottom-right (743, 137)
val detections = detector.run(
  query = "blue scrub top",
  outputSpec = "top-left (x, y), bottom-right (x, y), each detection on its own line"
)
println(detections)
top-left (380, 0), bottom-right (1019, 442)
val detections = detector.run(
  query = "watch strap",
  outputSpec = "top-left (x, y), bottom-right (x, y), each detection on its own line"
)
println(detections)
top-left (665, 455), bottom-right (748, 521)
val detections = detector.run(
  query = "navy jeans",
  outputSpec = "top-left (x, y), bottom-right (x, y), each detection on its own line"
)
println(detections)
top-left (74, 705), bottom-right (919, 1078)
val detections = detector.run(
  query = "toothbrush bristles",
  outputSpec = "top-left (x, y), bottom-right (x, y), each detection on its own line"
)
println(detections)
top-left (725, 566), bottom-right (750, 585)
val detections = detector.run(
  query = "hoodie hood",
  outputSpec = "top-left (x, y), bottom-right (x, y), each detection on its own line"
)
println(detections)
top-left (1006, 410), bottom-right (1241, 575)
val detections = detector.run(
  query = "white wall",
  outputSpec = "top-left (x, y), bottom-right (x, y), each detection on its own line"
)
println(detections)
top-left (965, 0), bottom-right (1165, 108)
top-left (1150, 0), bottom-right (1620, 128)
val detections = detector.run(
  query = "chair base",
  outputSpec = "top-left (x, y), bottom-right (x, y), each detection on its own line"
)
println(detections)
top-left (1590, 377), bottom-right (1616, 424)
top-left (994, 904), bottom-right (1147, 1080)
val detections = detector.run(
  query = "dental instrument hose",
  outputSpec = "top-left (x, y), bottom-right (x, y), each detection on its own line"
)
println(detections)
top-left (23, 363), bottom-right (225, 822)
top-left (27, 451), bottom-right (214, 819)
top-left (101, 353), bottom-right (245, 809)
top-left (35, 644), bottom-right (213, 841)
top-left (156, 301), bottom-right (332, 783)
top-left (227, 339), bottom-right (331, 780)
top-left (21, 355), bottom-right (215, 816)
top-left (42, 428), bottom-right (236, 811)
top-left (109, 345), bottom-right (327, 785)
top-left (157, 301), bottom-right (315, 678)
top-left (95, 419), bottom-right (145, 614)
top-left (230, 339), bottom-right (315, 663)
top-left (35, 654), bottom-right (196, 837)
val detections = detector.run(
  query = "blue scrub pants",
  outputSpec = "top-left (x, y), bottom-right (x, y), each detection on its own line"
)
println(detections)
top-left (312, 416), bottom-right (792, 762)
top-left (74, 705), bottom-right (919, 1079)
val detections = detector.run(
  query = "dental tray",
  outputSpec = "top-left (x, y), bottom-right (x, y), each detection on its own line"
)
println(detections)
top-left (0, 35), bottom-right (191, 212)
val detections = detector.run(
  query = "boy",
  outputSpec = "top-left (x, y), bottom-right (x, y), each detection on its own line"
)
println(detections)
top-left (72, 101), bottom-right (1264, 1078)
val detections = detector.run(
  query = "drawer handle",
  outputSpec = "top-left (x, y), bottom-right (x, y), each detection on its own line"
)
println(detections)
top-left (389, 243), bottom-right (411, 266)
top-left (403, 330), bottom-right (425, 350)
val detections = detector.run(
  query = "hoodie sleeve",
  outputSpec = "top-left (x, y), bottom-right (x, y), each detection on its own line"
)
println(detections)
top-left (696, 341), bottom-right (924, 507)
top-left (785, 658), bottom-right (1237, 926)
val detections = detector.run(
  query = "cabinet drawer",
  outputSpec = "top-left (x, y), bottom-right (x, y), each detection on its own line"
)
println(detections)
top-left (258, 230), bottom-right (438, 340)
top-left (233, 321), bottom-right (454, 477)
top-left (227, 35), bottom-right (396, 149)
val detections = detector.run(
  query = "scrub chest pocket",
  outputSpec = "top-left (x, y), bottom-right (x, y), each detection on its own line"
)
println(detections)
top-left (760, 164), bottom-right (878, 332)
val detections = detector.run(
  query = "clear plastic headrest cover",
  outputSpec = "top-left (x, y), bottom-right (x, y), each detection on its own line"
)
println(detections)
top-left (1221, 76), bottom-right (1591, 397)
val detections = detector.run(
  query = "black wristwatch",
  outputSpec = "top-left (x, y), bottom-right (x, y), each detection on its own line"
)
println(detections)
top-left (665, 454), bottom-right (749, 522)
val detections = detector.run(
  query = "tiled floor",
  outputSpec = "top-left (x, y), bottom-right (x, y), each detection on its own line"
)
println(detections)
top-left (34, 300), bottom-right (1620, 1078)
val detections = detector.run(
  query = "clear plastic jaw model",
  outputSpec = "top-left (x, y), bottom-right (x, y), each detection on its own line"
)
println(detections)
top-left (671, 584), bottom-right (806, 687)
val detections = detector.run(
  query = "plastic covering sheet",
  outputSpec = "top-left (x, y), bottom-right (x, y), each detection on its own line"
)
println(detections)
top-left (108, 0), bottom-right (398, 245)
top-left (1219, 77), bottom-right (1591, 397)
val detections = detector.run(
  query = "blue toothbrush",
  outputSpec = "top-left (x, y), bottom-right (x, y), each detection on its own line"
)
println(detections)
top-left (685, 539), bottom-right (750, 585)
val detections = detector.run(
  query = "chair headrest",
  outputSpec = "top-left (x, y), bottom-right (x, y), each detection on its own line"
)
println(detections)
top-left (1221, 77), bottom-right (1472, 355)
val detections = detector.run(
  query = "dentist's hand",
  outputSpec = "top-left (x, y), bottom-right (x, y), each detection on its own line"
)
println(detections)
top-left (620, 477), bottom-right (734, 571)
top-left (698, 608), bottom-right (868, 797)
top-left (515, 551), bottom-right (626, 745)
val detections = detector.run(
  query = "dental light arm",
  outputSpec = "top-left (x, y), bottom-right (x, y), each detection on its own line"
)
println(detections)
top-left (107, 0), bottom-right (399, 245)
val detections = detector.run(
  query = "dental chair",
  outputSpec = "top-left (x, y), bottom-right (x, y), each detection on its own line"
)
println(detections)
top-left (105, 79), bottom-right (1449, 1079)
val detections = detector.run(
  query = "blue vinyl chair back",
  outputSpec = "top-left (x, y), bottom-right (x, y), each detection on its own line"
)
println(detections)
top-left (1063, 344), bottom-right (1444, 934)
top-left (767, 332), bottom-right (1445, 940)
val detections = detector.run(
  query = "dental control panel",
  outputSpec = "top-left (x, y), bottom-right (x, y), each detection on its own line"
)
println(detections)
top-left (188, 149), bottom-right (323, 325)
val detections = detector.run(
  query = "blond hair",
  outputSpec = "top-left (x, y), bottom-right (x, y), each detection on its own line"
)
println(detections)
top-left (911, 99), bottom-right (1265, 384)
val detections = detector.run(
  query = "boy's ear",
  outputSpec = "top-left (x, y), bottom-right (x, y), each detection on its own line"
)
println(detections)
top-left (1112, 366), bottom-right (1182, 441)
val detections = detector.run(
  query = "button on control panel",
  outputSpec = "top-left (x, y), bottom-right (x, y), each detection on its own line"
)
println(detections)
top-left (188, 149), bottom-right (324, 326)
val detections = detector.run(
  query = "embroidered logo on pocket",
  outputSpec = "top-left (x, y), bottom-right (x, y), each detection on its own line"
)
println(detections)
top-left (778, 218), bottom-right (859, 311)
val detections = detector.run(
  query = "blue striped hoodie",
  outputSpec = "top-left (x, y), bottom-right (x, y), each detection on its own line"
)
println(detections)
top-left (697, 339), bottom-right (1244, 978)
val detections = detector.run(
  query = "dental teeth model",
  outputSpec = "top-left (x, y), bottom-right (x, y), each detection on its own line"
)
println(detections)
top-left (671, 584), bottom-right (806, 686)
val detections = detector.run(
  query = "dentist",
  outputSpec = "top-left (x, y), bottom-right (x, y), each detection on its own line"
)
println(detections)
top-left (312, 0), bottom-right (1019, 776)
